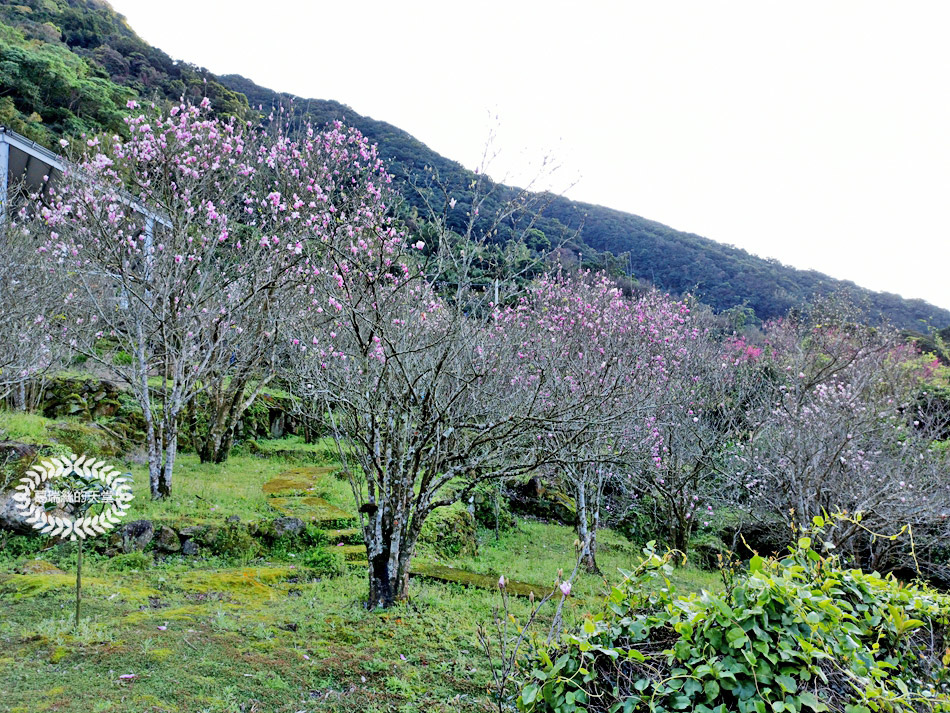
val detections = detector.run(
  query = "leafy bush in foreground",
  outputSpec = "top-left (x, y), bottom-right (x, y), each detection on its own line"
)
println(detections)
top-left (518, 532), bottom-right (950, 713)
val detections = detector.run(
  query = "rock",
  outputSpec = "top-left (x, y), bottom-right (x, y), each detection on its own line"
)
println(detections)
top-left (181, 539), bottom-right (199, 556)
top-left (40, 376), bottom-right (124, 421)
top-left (16, 560), bottom-right (65, 575)
top-left (419, 504), bottom-right (478, 558)
top-left (114, 519), bottom-right (154, 553)
top-left (506, 476), bottom-right (576, 525)
top-left (154, 525), bottom-right (181, 553)
top-left (226, 515), bottom-right (241, 523)
top-left (272, 517), bottom-right (305, 537)
top-left (178, 525), bottom-right (206, 539)
top-left (0, 441), bottom-right (68, 534)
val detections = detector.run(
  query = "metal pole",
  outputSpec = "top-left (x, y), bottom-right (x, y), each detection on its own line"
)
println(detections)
top-left (0, 138), bottom-right (9, 222)
top-left (75, 538), bottom-right (82, 629)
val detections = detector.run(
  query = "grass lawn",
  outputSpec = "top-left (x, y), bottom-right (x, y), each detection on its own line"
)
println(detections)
top-left (1, 411), bottom-right (721, 712)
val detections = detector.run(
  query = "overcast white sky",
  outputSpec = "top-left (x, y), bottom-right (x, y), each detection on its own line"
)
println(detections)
top-left (108, 0), bottom-right (950, 311)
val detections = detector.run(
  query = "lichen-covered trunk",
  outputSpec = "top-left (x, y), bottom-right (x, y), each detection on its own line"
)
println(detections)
top-left (157, 429), bottom-right (177, 499)
top-left (366, 530), bottom-right (414, 608)
top-left (575, 486), bottom-right (600, 574)
top-left (364, 499), bottom-right (423, 608)
top-left (194, 382), bottom-right (247, 464)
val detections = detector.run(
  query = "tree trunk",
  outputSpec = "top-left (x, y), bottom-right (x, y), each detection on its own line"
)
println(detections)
top-left (364, 503), bottom-right (421, 608)
top-left (673, 507), bottom-right (691, 555)
top-left (157, 429), bottom-right (177, 498)
top-left (575, 487), bottom-right (600, 574)
top-left (368, 544), bottom-right (395, 609)
top-left (195, 377), bottom-right (259, 464)
top-left (145, 412), bottom-right (163, 500)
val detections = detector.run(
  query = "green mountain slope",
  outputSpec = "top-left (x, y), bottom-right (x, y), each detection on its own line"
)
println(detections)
top-left (1, 0), bottom-right (947, 330)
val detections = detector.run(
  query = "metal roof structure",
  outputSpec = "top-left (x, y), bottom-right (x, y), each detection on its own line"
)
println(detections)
top-left (0, 127), bottom-right (170, 230)
top-left (0, 127), bottom-right (65, 211)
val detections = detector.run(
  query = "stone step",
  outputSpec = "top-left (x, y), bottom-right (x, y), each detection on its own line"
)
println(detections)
top-left (267, 496), bottom-right (355, 526)
top-left (409, 562), bottom-right (552, 599)
top-left (331, 544), bottom-right (367, 562)
top-left (261, 466), bottom-right (337, 496)
top-left (337, 559), bottom-right (552, 599)
top-left (325, 527), bottom-right (362, 544)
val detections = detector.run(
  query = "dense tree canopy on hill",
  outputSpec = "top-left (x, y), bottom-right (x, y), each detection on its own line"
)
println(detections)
top-left (0, 0), bottom-right (947, 330)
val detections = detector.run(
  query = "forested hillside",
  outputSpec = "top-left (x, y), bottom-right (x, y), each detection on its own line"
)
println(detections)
top-left (1, 0), bottom-right (947, 329)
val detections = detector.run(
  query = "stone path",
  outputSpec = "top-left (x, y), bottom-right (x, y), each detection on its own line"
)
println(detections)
top-left (261, 467), bottom-right (357, 527)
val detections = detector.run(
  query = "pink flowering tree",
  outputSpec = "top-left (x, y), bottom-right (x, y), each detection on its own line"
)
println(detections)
top-left (736, 302), bottom-right (950, 572)
top-left (285, 146), bottom-right (588, 606)
top-left (288, 243), bottom-right (571, 608)
top-left (31, 100), bottom-right (325, 497)
top-left (182, 117), bottom-right (398, 463)
top-left (619, 315), bottom-right (763, 555)
top-left (499, 274), bottom-right (677, 573)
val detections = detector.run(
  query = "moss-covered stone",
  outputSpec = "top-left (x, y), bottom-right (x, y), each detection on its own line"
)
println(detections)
top-left (325, 527), bottom-right (362, 545)
top-left (145, 648), bottom-right (175, 663)
top-left (419, 503), bottom-right (478, 558)
top-left (0, 572), bottom-right (158, 603)
top-left (507, 476), bottom-right (577, 525)
top-left (261, 466), bottom-right (335, 496)
top-left (47, 421), bottom-right (122, 458)
top-left (48, 646), bottom-right (69, 664)
top-left (15, 560), bottom-right (64, 575)
top-left (0, 572), bottom-right (75, 598)
top-left (122, 605), bottom-right (213, 625)
top-left (111, 519), bottom-right (154, 553)
top-left (267, 496), bottom-right (354, 525)
top-left (154, 525), bottom-right (181, 553)
top-left (409, 562), bottom-right (551, 599)
top-left (0, 441), bottom-right (71, 533)
top-left (177, 566), bottom-right (300, 602)
top-left (40, 376), bottom-right (124, 421)
top-left (329, 544), bottom-right (367, 562)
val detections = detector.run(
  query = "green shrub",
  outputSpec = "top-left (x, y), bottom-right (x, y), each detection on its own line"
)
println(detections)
top-left (471, 482), bottom-right (517, 532)
top-left (106, 551), bottom-right (151, 571)
top-left (0, 534), bottom-right (46, 563)
top-left (302, 548), bottom-right (344, 577)
top-left (207, 523), bottom-right (261, 561)
top-left (518, 524), bottom-right (950, 713)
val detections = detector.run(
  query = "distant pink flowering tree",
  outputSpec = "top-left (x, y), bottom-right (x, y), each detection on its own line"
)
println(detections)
top-left (500, 274), bottom-right (682, 572)
top-left (735, 302), bottom-right (950, 571)
top-left (619, 310), bottom-right (762, 554)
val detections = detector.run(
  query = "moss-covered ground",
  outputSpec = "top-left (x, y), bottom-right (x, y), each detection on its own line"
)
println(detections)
top-left (0, 413), bottom-right (719, 712)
